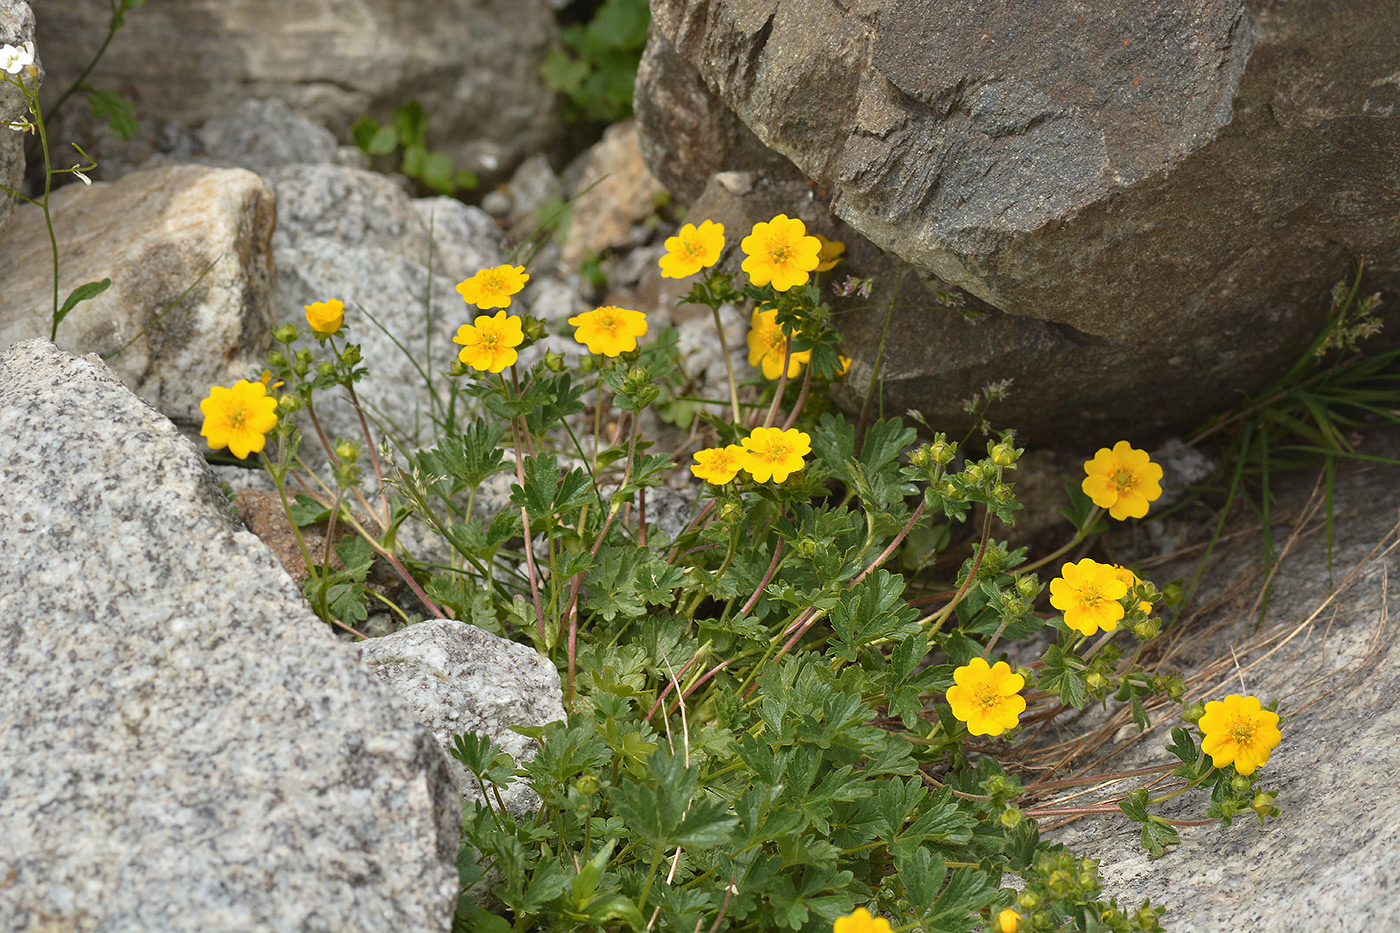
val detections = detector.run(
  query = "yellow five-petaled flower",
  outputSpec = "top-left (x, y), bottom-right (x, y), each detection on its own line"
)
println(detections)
top-left (569, 305), bottom-right (648, 357)
top-left (690, 445), bottom-right (747, 486)
top-left (454, 311), bottom-right (525, 373)
top-left (457, 264), bottom-right (529, 310)
top-left (946, 657), bottom-right (1026, 737)
top-left (200, 379), bottom-right (279, 460)
top-left (659, 219), bottom-right (725, 279)
top-left (747, 306), bottom-right (812, 380)
top-left (1049, 558), bottom-right (1129, 636)
top-left (304, 299), bottom-right (345, 336)
top-left (1082, 440), bottom-right (1163, 520)
top-left (1199, 694), bottom-right (1282, 776)
top-left (740, 214), bottom-right (822, 292)
top-left (740, 426), bottom-right (811, 484)
top-left (832, 908), bottom-right (893, 933)
top-left (813, 233), bottom-right (846, 272)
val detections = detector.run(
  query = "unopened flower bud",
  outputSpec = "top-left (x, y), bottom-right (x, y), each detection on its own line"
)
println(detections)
top-left (267, 350), bottom-right (287, 368)
top-left (273, 324), bottom-right (299, 344)
top-left (523, 315), bottom-right (547, 342)
top-left (908, 446), bottom-right (932, 468)
top-left (1085, 671), bottom-right (1109, 692)
top-left (544, 351), bottom-right (565, 372)
top-left (1161, 581), bottom-right (1184, 606)
top-left (931, 437), bottom-right (956, 463)
top-left (1016, 575), bottom-right (1040, 599)
top-left (339, 343), bottom-right (362, 367)
top-left (996, 908), bottom-right (1020, 933)
top-left (999, 808), bottom-right (1024, 829)
top-left (1078, 871), bottom-right (1096, 890)
top-left (1133, 618), bottom-right (1161, 641)
top-left (1136, 906), bottom-right (1161, 930)
top-left (277, 393), bottom-right (302, 413)
top-left (293, 360), bottom-right (310, 378)
top-left (317, 361), bottom-right (336, 377)
top-left (1230, 774), bottom-right (1253, 795)
top-left (449, 359), bottom-right (470, 377)
top-left (575, 774), bottom-right (601, 795)
top-left (796, 537), bottom-right (818, 558)
top-left (335, 440), bottom-right (360, 463)
top-left (719, 500), bottom-right (743, 524)
top-left (990, 442), bottom-right (1017, 466)
top-left (994, 483), bottom-right (1014, 502)
top-left (295, 349), bottom-right (315, 365)
top-left (1182, 701), bottom-right (1206, 724)
top-left (1018, 892), bottom-right (1040, 911)
top-left (964, 463), bottom-right (985, 484)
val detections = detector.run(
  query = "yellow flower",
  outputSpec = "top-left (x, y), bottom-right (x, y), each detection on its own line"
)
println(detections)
top-left (457, 264), bottom-right (529, 310)
top-left (200, 379), bottom-right (279, 459)
top-left (740, 214), bottom-right (822, 292)
top-left (1082, 441), bottom-right (1163, 520)
top-left (1110, 564), bottom-right (1154, 615)
top-left (740, 426), bottom-right (811, 484)
top-left (569, 305), bottom-right (648, 357)
top-left (945, 657), bottom-right (1026, 737)
top-left (1049, 558), bottom-right (1129, 636)
top-left (691, 445), bottom-right (747, 485)
top-left (997, 908), bottom-right (1021, 933)
top-left (747, 306), bottom-right (812, 380)
top-left (454, 311), bottom-right (525, 373)
top-left (1199, 694), bottom-right (1282, 776)
top-left (836, 355), bottom-right (852, 378)
top-left (813, 233), bottom-right (846, 272)
top-left (659, 219), bottom-right (725, 278)
top-left (304, 299), bottom-right (345, 336)
top-left (833, 908), bottom-right (893, 933)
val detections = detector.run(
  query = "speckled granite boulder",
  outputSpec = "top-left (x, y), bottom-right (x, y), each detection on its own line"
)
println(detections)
top-left (0, 165), bottom-right (275, 431)
top-left (1045, 432), bottom-right (1400, 930)
top-left (0, 339), bottom-right (458, 932)
top-left (360, 619), bottom-right (566, 816)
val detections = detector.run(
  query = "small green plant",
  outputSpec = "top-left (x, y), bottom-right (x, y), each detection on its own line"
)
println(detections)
top-left (352, 101), bottom-right (479, 196)
top-left (40, 0), bottom-right (146, 143)
top-left (541, 0), bottom-right (649, 125)
top-left (190, 214), bottom-right (1299, 933)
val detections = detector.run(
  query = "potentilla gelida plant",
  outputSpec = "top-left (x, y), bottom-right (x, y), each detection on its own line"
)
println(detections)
top-left (200, 212), bottom-right (1286, 933)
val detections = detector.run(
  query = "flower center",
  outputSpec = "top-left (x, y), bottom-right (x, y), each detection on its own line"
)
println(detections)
top-left (976, 685), bottom-right (1002, 711)
top-left (682, 239), bottom-right (703, 259)
top-left (1077, 584), bottom-right (1104, 608)
top-left (229, 406), bottom-right (248, 430)
top-left (1112, 469), bottom-right (1138, 493)
top-left (1229, 719), bottom-right (1257, 747)
top-left (763, 441), bottom-right (790, 462)
top-left (480, 331), bottom-right (499, 350)
top-left (769, 243), bottom-right (792, 265)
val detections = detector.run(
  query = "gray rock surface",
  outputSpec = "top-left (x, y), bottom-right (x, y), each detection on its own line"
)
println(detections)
top-left (1042, 432), bottom-right (1400, 930)
top-left (0, 339), bottom-right (458, 932)
top-left (35, 0), bottom-right (562, 182)
top-left (266, 163), bottom-right (510, 455)
top-left (359, 620), bottom-right (566, 816)
top-left (0, 0), bottom-right (37, 231)
top-left (0, 164), bottom-right (275, 430)
top-left (636, 0), bottom-right (1400, 442)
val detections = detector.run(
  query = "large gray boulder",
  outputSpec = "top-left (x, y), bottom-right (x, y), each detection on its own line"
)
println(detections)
top-left (34, 0), bottom-right (562, 182)
top-left (636, 0), bottom-right (1400, 442)
top-left (0, 339), bottom-right (459, 932)
top-left (1044, 432), bottom-right (1400, 930)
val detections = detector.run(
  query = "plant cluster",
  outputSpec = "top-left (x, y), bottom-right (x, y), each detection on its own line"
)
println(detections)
top-left (352, 100), bottom-right (480, 196)
top-left (191, 206), bottom-right (1293, 933)
top-left (541, 0), bottom-right (650, 125)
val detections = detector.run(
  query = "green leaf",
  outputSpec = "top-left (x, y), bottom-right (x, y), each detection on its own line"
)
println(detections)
top-left (419, 150), bottom-right (457, 194)
top-left (390, 100), bottom-right (429, 147)
top-left (288, 494), bottom-right (330, 527)
top-left (334, 535), bottom-right (374, 578)
top-left (84, 87), bottom-right (140, 140)
top-left (324, 581), bottom-right (368, 626)
top-left (895, 847), bottom-right (946, 912)
top-left (54, 278), bottom-right (112, 330)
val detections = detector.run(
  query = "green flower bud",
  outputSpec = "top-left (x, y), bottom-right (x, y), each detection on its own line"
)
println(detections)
top-left (994, 482), bottom-right (1014, 502)
top-left (1078, 871), bottom-right (1096, 890)
top-left (990, 442), bottom-right (1017, 466)
top-left (544, 351), bottom-right (565, 372)
top-left (999, 808), bottom-right (1024, 829)
top-left (1048, 870), bottom-right (1071, 896)
top-left (1161, 581), bottom-right (1184, 606)
top-left (339, 343), bottom-right (362, 367)
top-left (317, 361), bottom-right (336, 377)
top-left (1033, 912), bottom-right (1052, 930)
top-left (293, 361), bottom-right (310, 378)
top-left (719, 500), bottom-right (743, 525)
top-left (964, 463), bottom-right (985, 484)
top-left (1018, 891), bottom-right (1040, 911)
top-left (267, 350), bottom-right (287, 368)
top-left (1230, 773), bottom-right (1253, 795)
top-left (908, 446), bottom-right (932, 468)
top-left (1016, 574), bottom-right (1040, 599)
top-left (931, 436), bottom-right (956, 463)
top-left (295, 349), bottom-right (315, 364)
top-left (273, 324), bottom-right (299, 344)
top-left (449, 359), bottom-right (469, 378)
top-left (1182, 701), bottom-right (1206, 724)
top-left (523, 315), bottom-right (547, 342)
top-left (575, 774), bottom-right (601, 795)
top-left (1132, 618), bottom-right (1161, 641)
top-left (1085, 671), bottom-right (1109, 692)
top-left (335, 440), bottom-right (360, 463)
top-left (1136, 906), bottom-right (1161, 930)
top-left (277, 393), bottom-right (302, 413)
top-left (796, 537), bottom-right (818, 558)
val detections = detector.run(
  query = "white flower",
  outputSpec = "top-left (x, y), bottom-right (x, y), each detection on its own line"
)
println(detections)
top-left (72, 166), bottom-right (92, 186)
top-left (0, 40), bottom-right (35, 75)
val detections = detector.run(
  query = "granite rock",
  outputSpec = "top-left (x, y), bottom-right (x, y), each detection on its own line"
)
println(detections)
top-left (359, 619), bottom-right (566, 817)
top-left (561, 120), bottom-right (670, 268)
top-left (0, 164), bottom-right (275, 430)
top-left (0, 0), bottom-right (36, 232)
top-left (34, 0), bottom-right (562, 182)
top-left (0, 339), bottom-right (458, 932)
top-left (637, 0), bottom-right (1400, 443)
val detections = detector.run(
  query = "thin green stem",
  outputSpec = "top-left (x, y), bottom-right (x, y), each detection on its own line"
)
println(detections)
top-left (711, 305), bottom-right (742, 425)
